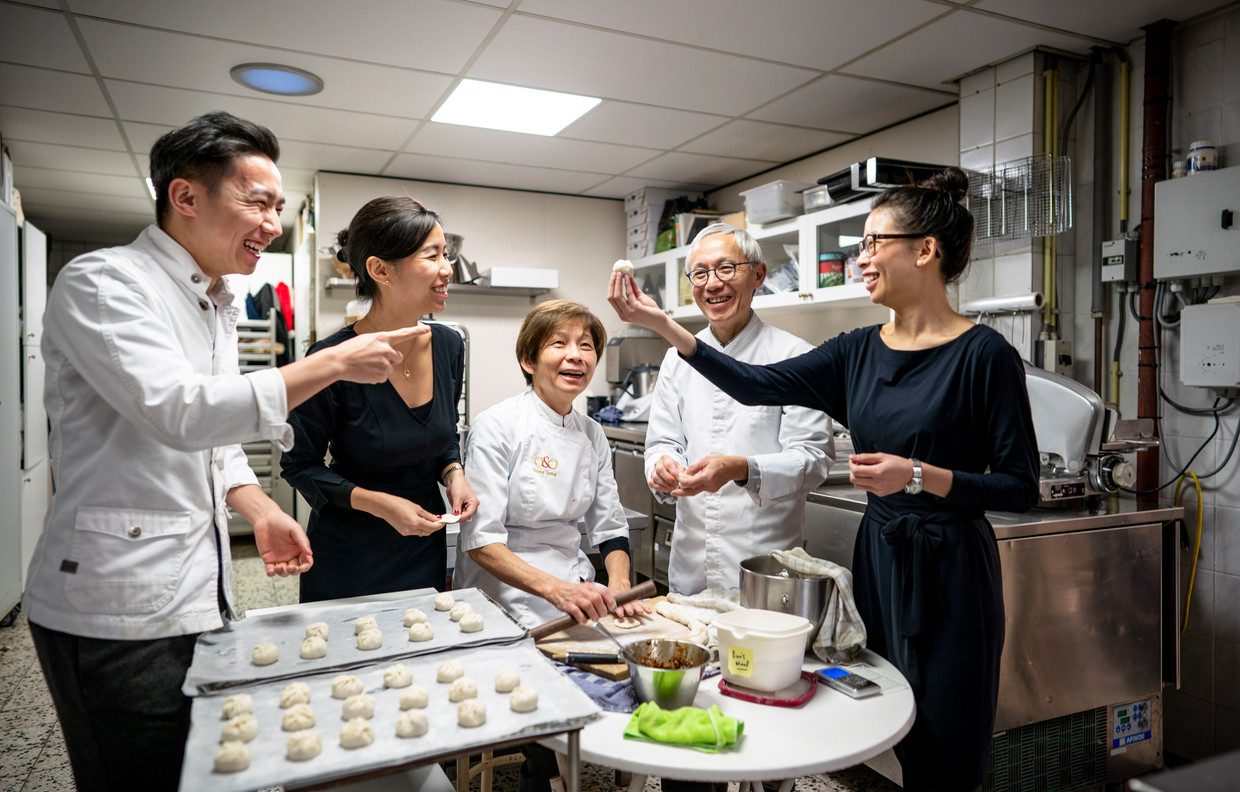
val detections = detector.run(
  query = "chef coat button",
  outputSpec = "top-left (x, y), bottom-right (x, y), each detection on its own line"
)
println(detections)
top-left (198, 300), bottom-right (209, 310)
top-left (191, 274), bottom-right (202, 284)
top-left (128, 526), bottom-right (142, 538)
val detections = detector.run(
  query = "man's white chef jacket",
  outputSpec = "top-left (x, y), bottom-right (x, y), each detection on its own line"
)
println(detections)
top-left (24, 225), bottom-right (292, 641)
top-left (455, 390), bottom-right (629, 628)
top-left (645, 313), bottom-right (833, 595)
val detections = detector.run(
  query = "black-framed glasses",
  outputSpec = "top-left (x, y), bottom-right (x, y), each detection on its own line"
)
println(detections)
top-left (858, 233), bottom-right (924, 257)
top-left (686, 261), bottom-right (751, 287)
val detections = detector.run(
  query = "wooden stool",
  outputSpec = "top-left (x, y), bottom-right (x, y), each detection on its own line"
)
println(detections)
top-left (455, 750), bottom-right (525, 792)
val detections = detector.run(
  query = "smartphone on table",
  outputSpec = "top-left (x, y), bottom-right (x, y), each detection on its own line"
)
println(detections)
top-left (816, 666), bottom-right (882, 698)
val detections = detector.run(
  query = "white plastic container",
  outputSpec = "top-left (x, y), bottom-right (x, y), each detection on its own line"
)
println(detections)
top-left (1186, 140), bottom-right (1217, 173)
top-left (713, 608), bottom-right (813, 692)
top-left (739, 180), bottom-right (814, 225)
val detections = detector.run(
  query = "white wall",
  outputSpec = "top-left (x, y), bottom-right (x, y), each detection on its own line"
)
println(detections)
top-left (313, 173), bottom-right (625, 420)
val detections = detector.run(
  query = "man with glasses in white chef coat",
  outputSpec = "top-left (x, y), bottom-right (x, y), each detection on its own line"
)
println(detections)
top-left (645, 223), bottom-right (834, 596)
top-left (23, 111), bottom-right (421, 792)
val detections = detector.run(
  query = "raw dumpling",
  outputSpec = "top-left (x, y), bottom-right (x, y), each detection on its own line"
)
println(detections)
top-left (341, 693), bottom-right (375, 721)
top-left (340, 717), bottom-right (374, 749)
top-left (433, 592), bottom-right (455, 611)
top-left (459, 613), bottom-right (484, 633)
top-left (408, 623), bottom-right (434, 642)
top-left (356, 628), bottom-right (383, 650)
top-left (612, 616), bottom-right (641, 629)
top-left (436, 660), bottom-right (464, 683)
top-left (221, 694), bottom-right (252, 720)
top-left (457, 698), bottom-right (486, 728)
top-left (384, 664), bottom-right (413, 689)
top-left (221, 713), bottom-right (258, 743)
top-left (448, 677), bottom-right (477, 702)
top-left (396, 709), bottom-right (429, 738)
top-left (448, 601), bottom-right (473, 622)
top-left (400, 685), bottom-right (430, 710)
top-left (403, 608), bottom-right (428, 626)
top-left (280, 682), bottom-right (311, 709)
top-left (251, 642), bottom-right (278, 666)
top-left (613, 259), bottom-right (634, 276)
top-left (282, 703), bottom-right (316, 731)
top-left (306, 621), bottom-right (329, 640)
top-left (354, 616), bottom-right (378, 634)
top-left (213, 740), bottom-right (250, 773)
top-left (509, 686), bottom-right (539, 713)
top-left (286, 729), bottom-right (322, 761)
top-left (331, 674), bottom-right (364, 700)
top-left (300, 636), bottom-right (327, 659)
top-left (494, 669), bottom-right (520, 693)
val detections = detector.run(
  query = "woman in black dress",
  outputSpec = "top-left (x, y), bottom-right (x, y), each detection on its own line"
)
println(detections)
top-left (609, 168), bottom-right (1039, 792)
top-left (281, 197), bottom-right (478, 601)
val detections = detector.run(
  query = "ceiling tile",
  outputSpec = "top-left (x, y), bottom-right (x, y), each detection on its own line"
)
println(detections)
top-left (16, 185), bottom-right (153, 213)
top-left (273, 141), bottom-right (396, 175)
top-left (76, 20), bottom-right (451, 118)
top-left (749, 75), bottom-right (955, 134)
top-left (679, 120), bottom-right (853, 162)
top-left (406, 123), bottom-right (655, 173)
top-left (0, 63), bottom-right (111, 116)
top-left (624, 151), bottom-right (778, 186)
top-left (840, 9), bottom-right (1096, 89)
top-left (562, 102), bottom-right (727, 149)
top-left (385, 153), bottom-right (608, 194)
top-left (13, 166), bottom-right (150, 199)
top-left (976, 0), bottom-right (1229, 45)
top-left (0, 106), bottom-right (126, 149)
top-left (106, 82), bottom-right (418, 151)
top-left (516, 0), bottom-right (944, 71)
top-left (20, 206), bottom-right (151, 242)
top-left (580, 176), bottom-right (711, 200)
top-left (64, 0), bottom-right (502, 74)
top-left (4, 140), bottom-right (139, 177)
top-left (468, 15), bottom-right (819, 116)
top-left (0, 4), bottom-right (90, 72)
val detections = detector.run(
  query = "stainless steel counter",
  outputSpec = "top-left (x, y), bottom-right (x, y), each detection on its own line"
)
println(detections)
top-left (599, 421), bottom-right (648, 446)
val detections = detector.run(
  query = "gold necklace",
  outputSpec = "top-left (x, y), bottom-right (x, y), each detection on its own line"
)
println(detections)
top-left (357, 317), bottom-right (416, 379)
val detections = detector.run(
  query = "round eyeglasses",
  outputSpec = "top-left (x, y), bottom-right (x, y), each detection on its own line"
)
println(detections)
top-left (858, 233), bottom-right (925, 257)
top-left (687, 261), bottom-right (751, 287)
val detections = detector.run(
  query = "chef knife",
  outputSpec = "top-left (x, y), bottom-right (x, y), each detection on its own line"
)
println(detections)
top-left (564, 652), bottom-right (622, 665)
top-left (528, 579), bottom-right (656, 640)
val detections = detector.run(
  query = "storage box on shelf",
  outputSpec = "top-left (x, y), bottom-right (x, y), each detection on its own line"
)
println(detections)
top-left (739, 180), bottom-right (814, 225)
top-left (624, 199), bottom-right (886, 324)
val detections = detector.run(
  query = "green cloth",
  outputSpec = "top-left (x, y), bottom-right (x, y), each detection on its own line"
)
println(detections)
top-left (623, 702), bottom-right (744, 753)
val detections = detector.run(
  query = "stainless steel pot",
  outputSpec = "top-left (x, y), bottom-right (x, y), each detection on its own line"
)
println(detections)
top-left (620, 364), bottom-right (660, 398)
top-left (739, 555), bottom-right (830, 649)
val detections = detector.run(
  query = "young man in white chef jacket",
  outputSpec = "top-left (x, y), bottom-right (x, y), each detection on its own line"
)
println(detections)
top-left (23, 111), bottom-right (419, 792)
top-left (645, 224), bottom-right (834, 595)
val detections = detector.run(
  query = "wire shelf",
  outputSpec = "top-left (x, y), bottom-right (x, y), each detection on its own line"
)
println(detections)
top-left (968, 153), bottom-right (1073, 242)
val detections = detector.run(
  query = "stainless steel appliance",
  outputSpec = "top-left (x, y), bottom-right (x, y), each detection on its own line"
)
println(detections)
top-left (605, 335), bottom-right (669, 404)
top-left (602, 423), bottom-right (673, 589)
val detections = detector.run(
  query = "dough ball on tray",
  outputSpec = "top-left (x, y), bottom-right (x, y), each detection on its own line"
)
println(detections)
top-left (436, 660), bottom-right (464, 683)
top-left (213, 740), bottom-right (250, 773)
top-left (286, 729), bottom-right (322, 761)
top-left (300, 636), bottom-right (327, 659)
top-left (384, 663), bottom-right (413, 688)
top-left (396, 710), bottom-right (429, 738)
top-left (221, 713), bottom-right (258, 743)
top-left (400, 685), bottom-right (430, 710)
top-left (251, 642), bottom-right (278, 666)
top-left (340, 717), bottom-right (375, 749)
top-left (459, 613), bottom-right (484, 633)
top-left (331, 674), bottom-right (364, 700)
top-left (280, 682), bottom-right (311, 708)
top-left (457, 698), bottom-right (487, 728)
top-left (306, 621), bottom-right (329, 640)
top-left (354, 616), bottom-right (378, 634)
top-left (449, 601), bottom-right (473, 622)
top-left (434, 592), bottom-right (455, 611)
top-left (404, 608), bottom-right (428, 626)
top-left (408, 623), bottom-right (434, 642)
top-left (221, 694), bottom-right (252, 720)
top-left (510, 686), bottom-right (539, 713)
top-left (282, 703), bottom-right (316, 731)
top-left (494, 669), bottom-right (520, 693)
top-left (448, 677), bottom-right (477, 702)
top-left (356, 628), bottom-right (383, 650)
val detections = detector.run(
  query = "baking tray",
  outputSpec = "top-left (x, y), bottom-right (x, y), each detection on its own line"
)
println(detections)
top-left (183, 588), bottom-right (526, 695)
top-left (178, 641), bottom-right (600, 792)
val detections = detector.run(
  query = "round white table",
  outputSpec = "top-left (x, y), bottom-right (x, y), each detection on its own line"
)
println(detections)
top-left (537, 649), bottom-right (915, 789)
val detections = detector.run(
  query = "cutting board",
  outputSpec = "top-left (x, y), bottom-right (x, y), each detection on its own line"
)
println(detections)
top-left (534, 596), bottom-right (694, 680)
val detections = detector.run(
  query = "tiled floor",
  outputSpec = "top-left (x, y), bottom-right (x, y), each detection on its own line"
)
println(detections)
top-left (0, 536), bottom-right (901, 792)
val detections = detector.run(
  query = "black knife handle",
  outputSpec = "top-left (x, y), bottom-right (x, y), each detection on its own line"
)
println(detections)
top-left (565, 652), bottom-right (621, 664)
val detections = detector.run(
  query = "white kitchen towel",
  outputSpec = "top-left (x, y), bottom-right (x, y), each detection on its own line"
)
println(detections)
top-left (769, 548), bottom-right (867, 664)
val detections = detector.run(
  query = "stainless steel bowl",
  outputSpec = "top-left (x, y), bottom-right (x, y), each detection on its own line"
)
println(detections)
top-left (621, 638), bottom-right (712, 709)
top-left (739, 555), bottom-right (830, 649)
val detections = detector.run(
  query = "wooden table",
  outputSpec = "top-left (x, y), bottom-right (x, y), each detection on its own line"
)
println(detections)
top-left (536, 649), bottom-right (915, 791)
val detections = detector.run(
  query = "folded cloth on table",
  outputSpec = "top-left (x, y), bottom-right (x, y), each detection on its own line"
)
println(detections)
top-left (555, 661), bottom-right (639, 713)
top-left (665, 588), bottom-right (743, 625)
top-left (769, 547), bottom-right (867, 665)
top-left (623, 702), bottom-right (743, 753)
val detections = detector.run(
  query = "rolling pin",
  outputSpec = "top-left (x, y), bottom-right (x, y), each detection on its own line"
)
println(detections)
top-left (527, 579), bottom-right (656, 640)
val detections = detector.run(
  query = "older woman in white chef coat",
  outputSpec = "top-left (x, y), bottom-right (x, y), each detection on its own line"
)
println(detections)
top-left (455, 300), bottom-right (646, 629)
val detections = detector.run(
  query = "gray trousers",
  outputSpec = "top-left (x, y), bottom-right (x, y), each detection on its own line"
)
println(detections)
top-left (29, 620), bottom-right (199, 792)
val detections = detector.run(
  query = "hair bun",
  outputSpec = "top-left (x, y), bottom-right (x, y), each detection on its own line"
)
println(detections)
top-left (335, 230), bottom-right (350, 263)
top-left (920, 166), bottom-right (970, 203)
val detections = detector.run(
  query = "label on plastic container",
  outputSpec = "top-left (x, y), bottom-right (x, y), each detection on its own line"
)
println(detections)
top-left (818, 254), bottom-right (845, 288)
top-left (727, 646), bottom-right (754, 678)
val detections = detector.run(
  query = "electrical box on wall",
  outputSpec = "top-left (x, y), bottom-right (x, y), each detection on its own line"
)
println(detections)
top-left (1153, 167), bottom-right (1240, 280)
top-left (1180, 303), bottom-right (1240, 392)
top-left (1101, 238), bottom-right (1138, 282)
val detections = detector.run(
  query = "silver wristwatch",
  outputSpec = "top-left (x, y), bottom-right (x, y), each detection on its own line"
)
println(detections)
top-left (904, 458), bottom-right (923, 495)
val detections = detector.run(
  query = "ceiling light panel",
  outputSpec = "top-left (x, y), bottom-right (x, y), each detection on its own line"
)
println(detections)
top-left (432, 79), bottom-right (601, 136)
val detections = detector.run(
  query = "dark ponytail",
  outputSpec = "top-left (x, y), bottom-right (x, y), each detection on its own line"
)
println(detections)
top-left (871, 166), bottom-right (973, 284)
top-left (336, 197), bottom-right (440, 300)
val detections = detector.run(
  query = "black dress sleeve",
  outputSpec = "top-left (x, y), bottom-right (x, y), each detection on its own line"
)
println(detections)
top-left (279, 341), bottom-right (357, 513)
top-left (942, 333), bottom-right (1041, 512)
top-left (435, 327), bottom-right (465, 472)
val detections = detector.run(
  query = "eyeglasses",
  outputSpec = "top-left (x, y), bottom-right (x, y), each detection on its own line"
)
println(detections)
top-left (687, 261), bottom-right (751, 287)
top-left (858, 233), bottom-right (925, 257)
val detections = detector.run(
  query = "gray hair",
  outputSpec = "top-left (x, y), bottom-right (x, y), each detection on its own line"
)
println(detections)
top-left (685, 223), bottom-right (763, 275)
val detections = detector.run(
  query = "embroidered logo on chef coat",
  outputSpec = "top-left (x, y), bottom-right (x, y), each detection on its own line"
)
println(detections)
top-left (531, 454), bottom-right (559, 477)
